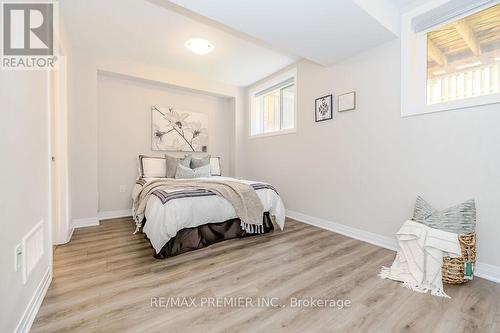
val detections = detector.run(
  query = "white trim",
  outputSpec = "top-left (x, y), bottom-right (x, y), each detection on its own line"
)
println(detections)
top-left (14, 267), bottom-right (52, 333)
top-left (50, 53), bottom-right (71, 245)
top-left (249, 68), bottom-right (297, 138)
top-left (403, 86), bottom-right (500, 118)
top-left (21, 220), bottom-right (45, 284)
top-left (286, 209), bottom-right (500, 284)
top-left (248, 128), bottom-right (297, 139)
top-left (65, 226), bottom-right (74, 243)
top-left (249, 68), bottom-right (297, 99)
top-left (475, 262), bottom-right (500, 284)
top-left (286, 210), bottom-right (398, 251)
top-left (401, 0), bottom-right (500, 117)
top-left (412, 0), bottom-right (496, 34)
top-left (46, 65), bottom-right (53, 300)
top-left (54, 221), bottom-right (74, 245)
top-left (72, 217), bottom-right (99, 228)
top-left (72, 210), bottom-right (133, 228)
top-left (98, 209), bottom-right (132, 220)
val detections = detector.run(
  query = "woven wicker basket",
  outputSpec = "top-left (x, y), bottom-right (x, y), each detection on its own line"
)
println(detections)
top-left (442, 233), bottom-right (476, 284)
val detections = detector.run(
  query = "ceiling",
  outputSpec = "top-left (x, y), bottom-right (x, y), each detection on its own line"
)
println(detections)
top-left (59, 0), bottom-right (298, 87)
top-left (165, 0), bottom-right (402, 66)
top-left (60, 0), bottom-right (429, 87)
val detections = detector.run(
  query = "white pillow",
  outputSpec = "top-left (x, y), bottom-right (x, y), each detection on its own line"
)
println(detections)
top-left (210, 157), bottom-right (221, 176)
top-left (175, 164), bottom-right (211, 179)
top-left (138, 155), bottom-right (166, 178)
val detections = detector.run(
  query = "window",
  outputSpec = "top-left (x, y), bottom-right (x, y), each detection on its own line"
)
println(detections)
top-left (401, 1), bottom-right (500, 116)
top-left (427, 5), bottom-right (500, 105)
top-left (250, 71), bottom-right (296, 137)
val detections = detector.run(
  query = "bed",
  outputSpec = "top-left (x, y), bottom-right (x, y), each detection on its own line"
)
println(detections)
top-left (132, 175), bottom-right (286, 259)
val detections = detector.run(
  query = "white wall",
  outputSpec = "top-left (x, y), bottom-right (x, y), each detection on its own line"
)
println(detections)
top-left (68, 49), bottom-right (244, 222)
top-left (68, 51), bottom-right (99, 222)
top-left (0, 70), bottom-right (52, 332)
top-left (238, 39), bottom-right (500, 268)
top-left (97, 73), bottom-right (234, 213)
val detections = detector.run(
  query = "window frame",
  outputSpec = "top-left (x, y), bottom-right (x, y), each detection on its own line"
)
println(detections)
top-left (248, 68), bottom-right (297, 139)
top-left (401, 0), bottom-right (500, 117)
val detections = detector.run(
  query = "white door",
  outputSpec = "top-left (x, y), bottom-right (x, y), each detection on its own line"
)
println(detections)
top-left (50, 53), bottom-right (70, 245)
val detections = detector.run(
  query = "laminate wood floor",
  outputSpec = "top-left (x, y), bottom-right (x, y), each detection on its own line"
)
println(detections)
top-left (32, 217), bottom-right (500, 333)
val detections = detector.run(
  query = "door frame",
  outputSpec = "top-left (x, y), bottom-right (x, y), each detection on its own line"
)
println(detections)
top-left (49, 43), bottom-right (71, 245)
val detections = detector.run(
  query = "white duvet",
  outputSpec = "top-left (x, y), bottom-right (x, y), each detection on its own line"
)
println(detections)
top-left (132, 176), bottom-right (286, 253)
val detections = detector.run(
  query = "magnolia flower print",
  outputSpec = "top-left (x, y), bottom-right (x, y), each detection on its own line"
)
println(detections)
top-left (186, 121), bottom-right (208, 142)
top-left (163, 108), bottom-right (189, 129)
top-left (171, 138), bottom-right (185, 151)
top-left (152, 106), bottom-right (209, 152)
top-left (152, 122), bottom-right (176, 150)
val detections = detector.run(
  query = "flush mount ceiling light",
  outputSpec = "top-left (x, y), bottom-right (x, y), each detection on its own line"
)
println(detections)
top-left (185, 38), bottom-right (214, 55)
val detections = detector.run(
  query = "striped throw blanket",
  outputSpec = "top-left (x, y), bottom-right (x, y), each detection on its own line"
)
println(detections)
top-left (133, 179), bottom-right (275, 233)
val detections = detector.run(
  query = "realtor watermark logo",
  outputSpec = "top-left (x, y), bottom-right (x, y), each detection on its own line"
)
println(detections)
top-left (2, 1), bottom-right (58, 69)
top-left (150, 296), bottom-right (352, 310)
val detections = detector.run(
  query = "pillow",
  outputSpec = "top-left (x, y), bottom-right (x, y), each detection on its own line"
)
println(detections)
top-left (138, 155), bottom-right (166, 178)
top-left (190, 155), bottom-right (211, 169)
top-left (165, 154), bottom-right (191, 178)
top-left (175, 163), bottom-right (211, 179)
top-left (210, 157), bottom-right (221, 176)
top-left (412, 196), bottom-right (476, 234)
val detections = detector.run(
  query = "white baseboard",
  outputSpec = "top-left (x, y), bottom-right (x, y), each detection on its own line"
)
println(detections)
top-left (475, 262), bottom-right (500, 284)
top-left (287, 210), bottom-right (398, 252)
top-left (14, 267), bottom-right (52, 333)
top-left (98, 209), bottom-right (132, 220)
top-left (286, 209), bottom-right (500, 284)
top-left (72, 210), bottom-right (132, 229)
top-left (72, 217), bottom-right (99, 228)
top-left (65, 226), bottom-right (74, 243)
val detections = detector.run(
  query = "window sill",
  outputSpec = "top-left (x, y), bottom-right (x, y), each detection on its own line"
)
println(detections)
top-left (249, 128), bottom-right (296, 139)
top-left (402, 93), bottom-right (500, 118)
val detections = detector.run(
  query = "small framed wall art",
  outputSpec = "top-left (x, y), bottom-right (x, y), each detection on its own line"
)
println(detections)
top-left (338, 91), bottom-right (356, 112)
top-left (315, 94), bottom-right (333, 122)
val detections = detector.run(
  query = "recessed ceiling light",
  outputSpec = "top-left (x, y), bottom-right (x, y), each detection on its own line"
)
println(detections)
top-left (185, 38), bottom-right (214, 55)
top-left (432, 70), bottom-right (446, 75)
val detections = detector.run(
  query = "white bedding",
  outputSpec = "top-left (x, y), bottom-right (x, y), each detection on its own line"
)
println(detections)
top-left (132, 176), bottom-right (286, 253)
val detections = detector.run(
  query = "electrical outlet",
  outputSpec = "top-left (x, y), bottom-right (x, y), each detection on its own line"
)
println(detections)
top-left (14, 244), bottom-right (22, 272)
top-left (119, 185), bottom-right (126, 193)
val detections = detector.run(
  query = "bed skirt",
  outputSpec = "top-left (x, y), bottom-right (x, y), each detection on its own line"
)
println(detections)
top-left (143, 213), bottom-right (275, 259)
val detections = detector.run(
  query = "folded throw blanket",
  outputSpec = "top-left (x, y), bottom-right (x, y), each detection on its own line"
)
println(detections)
top-left (380, 220), bottom-right (461, 298)
top-left (133, 179), bottom-right (264, 233)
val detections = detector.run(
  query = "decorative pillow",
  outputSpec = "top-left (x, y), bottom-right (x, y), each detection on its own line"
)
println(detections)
top-left (138, 155), bottom-right (166, 178)
top-left (190, 155), bottom-right (211, 169)
top-left (412, 196), bottom-right (476, 234)
top-left (210, 157), bottom-right (221, 176)
top-left (175, 164), bottom-right (211, 179)
top-left (165, 154), bottom-right (191, 178)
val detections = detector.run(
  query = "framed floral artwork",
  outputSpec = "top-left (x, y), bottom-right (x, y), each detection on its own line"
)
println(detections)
top-left (315, 94), bottom-right (333, 122)
top-left (151, 106), bottom-right (209, 152)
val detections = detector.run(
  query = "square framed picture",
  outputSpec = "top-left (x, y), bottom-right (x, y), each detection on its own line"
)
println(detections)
top-left (338, 91), bottom-right (356, 112)
top-left (315, 94), bottom-right (333, 122)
